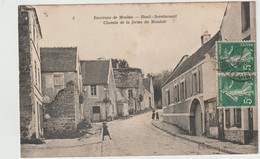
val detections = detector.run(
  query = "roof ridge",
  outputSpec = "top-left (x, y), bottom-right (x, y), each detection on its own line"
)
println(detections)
top-left (161, 31), bottom-right (220, 88)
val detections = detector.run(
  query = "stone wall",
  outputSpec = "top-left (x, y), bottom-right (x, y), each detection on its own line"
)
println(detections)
top-left (44, 81), bottom-right (81, 138)
top-left (163, 115), bottom-right (190, 132)
top-left (19, 8), bottom-right (34, 140)
top-left (224, 130), bottom-right (247, 144)
top-left (163, 100), bottom-right (191, 114)
top-left (163, 100), bottom-right (192, 132)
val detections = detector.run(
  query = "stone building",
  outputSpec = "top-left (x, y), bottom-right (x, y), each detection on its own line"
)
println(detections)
top-left (143, 78), bottom-right (155, 109)
top-left (114, 68), bottom-right (145, 115)
top-left (40, 47), bottom-right (83, 102)
top-left (161, 31), bottom-right (221, 137)
top-left (40, 47), bottom-right (84, 138)
top-left (19, 6), bottom-right (44, 141)
top-left (81, 60), bottom-right (117, 122)
top-left (162, 2), bottom-right (257, 144)
top-left (219, 2), bottom-right (257, 145)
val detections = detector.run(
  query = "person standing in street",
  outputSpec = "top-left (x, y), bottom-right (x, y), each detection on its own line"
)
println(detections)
top-left (152, 111), bottom-right (155, 121)
top-left (102, 122), bottom-right (112, 141)
top-left (156, 112), bottom-right (159, 121)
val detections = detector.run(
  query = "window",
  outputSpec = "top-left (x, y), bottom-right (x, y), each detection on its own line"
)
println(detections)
top-left (92, 106), bottom-right (100, 114)
top-left (241, 2), bottom-right (250, 32)
top-left (53, 74), bottom-right (63, 89)
top-left (167, 90), bottom-right (170, 105)
top-left (184, 80), bottom-right (187, 98)
top-left (233, 108), bottom-right (236, 126)
top-left (225, 109), bottom-right (230, 128)
top-left (180, 82), bottom-right (184, 100)
top-left (198, 70), bottom-right (201, 93)
top-left (235, 108), bottom-right (242, 128)
top-left (128, 90), bottom-right (133, 98)
top-left (177, 84), bottom-right (179, 101)
top-left (35, 61), bottom-right (37, 86)
top-left (192, 73), bottom-right (197, 94)
top-left (38, 68), bottom-right (40, 90)
top-left (174, 86), bottom-right (177, 102)
top-left (91, 85), bottom-right (97, 96)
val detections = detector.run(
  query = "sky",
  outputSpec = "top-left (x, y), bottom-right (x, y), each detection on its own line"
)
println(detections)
top-left (35, 2), bottom-right (227, 75)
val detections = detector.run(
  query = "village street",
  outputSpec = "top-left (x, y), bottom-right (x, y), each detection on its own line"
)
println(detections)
top-left (21, 111), bottom-right (227, 157)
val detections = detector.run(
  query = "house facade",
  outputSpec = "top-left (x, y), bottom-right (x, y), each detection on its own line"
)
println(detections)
top-left (40, 47), bottom-right (84, 138)
top-left (219, 2), bottom-right (257, 145)
top-left (143, 78), bottom-right (155, 109)
top-left (19, 6), bottom-right (44, 141)
top-left (162, 31), bottom-right (220, 137)
top-left (81, 60), bottom-right (118, 122)
top-left (114, 68), bottom-right (145, 115)
top-left (40, 47), bottom-right (83, 102)
top-left (162, 1), bottom-right (257, 144)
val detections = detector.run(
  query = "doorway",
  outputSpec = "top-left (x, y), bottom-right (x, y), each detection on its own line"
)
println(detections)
top-left (190, 99), bottom-right (203, 136)
top-left (92, 106), bottom-right (101, 122)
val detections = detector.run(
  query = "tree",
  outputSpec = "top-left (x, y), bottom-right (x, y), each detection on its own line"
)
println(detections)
top-left (112, 58), bottom-right (129, 68)
top-left (151, 70), bottom-right (172, 109)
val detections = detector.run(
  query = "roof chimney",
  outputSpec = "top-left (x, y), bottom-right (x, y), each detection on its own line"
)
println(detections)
top-left (201, 31), bottom-right (211, 45)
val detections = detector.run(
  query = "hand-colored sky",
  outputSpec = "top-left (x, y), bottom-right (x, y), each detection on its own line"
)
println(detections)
top-left (35, 2), bottom-right (227, 75)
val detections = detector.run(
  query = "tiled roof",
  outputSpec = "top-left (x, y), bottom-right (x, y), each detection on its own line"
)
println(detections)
top-left (114, 68), bottom-right (142, 88)
top-left (80, 60), bottom-right (110, 85)
top-left (161, 31), bottom-right (221, 87)
top-left (143, 78), bottom-right (151, 92)
top-left (40, 47), bottom-right (77, 72)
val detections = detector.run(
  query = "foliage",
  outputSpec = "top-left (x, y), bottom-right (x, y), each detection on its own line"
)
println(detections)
top-left (79, 92), bottom-right (85, 104)
top-left (147, 70), bottom-right (172, 108)
top-left (112, 58), bottom-right (129, 68)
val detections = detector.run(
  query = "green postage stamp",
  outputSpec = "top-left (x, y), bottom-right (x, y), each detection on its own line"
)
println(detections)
top-left (217, 42), bottom-right (255, 73)
top-left (218, 75), bottom-right (255, 107)
top-left (217, 42), bottom-right (256, 107)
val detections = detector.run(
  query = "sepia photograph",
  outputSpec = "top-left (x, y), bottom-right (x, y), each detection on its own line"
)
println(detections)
top-left (18, 1), bottom-right (257, 158)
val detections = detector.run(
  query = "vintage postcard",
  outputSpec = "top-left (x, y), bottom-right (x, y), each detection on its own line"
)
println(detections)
top-left (18, 1), bottom-right (258, 158)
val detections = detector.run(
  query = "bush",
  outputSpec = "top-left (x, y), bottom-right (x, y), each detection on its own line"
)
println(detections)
top-left (77, 119), bottom-right (92, 130)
